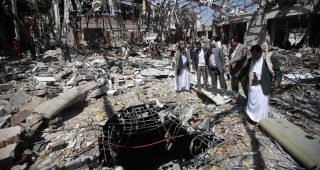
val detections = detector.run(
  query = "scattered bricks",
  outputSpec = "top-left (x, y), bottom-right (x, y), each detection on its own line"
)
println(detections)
top-left (48, 140), bottom-right (67, 152)
top-left (0, 143), bottom-right (17, 169)
top-left (0, 126), bottom-right (24, 148)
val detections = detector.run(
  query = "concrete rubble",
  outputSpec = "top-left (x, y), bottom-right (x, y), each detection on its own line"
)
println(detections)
top-left (0, 0), bottom-right (320, 169)
top-left (0, 42), bottom-right (319, 169)
top-left (1, 40), bottom-right (320, 169)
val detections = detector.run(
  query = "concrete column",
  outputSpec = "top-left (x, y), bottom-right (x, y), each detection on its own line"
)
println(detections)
top-left (206, 30), bottom-right (209, 40)
top-left (11, 0), bottom-right (19, 40)
top-left (108, 0), bottom-right (117, 16)
top-left (53, 0), bottom-right (61, 41)
top-left (303, 14), bottom-right (311, 49)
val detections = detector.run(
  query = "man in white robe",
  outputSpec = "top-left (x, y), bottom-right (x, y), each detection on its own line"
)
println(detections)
top-left (236, 45), bottom-right (282, 123)
top-left (174, 42), bottom-right (192, 92)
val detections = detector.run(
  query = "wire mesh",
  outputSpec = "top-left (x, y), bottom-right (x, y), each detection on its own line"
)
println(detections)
top-left (99, 102), bottom-right (223, 167)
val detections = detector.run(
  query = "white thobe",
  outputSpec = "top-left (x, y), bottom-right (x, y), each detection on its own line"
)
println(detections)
top-left (198, 49), bottom-right (205, 67)
top-left (245, 57), bottom-right (270, 122)
top-left (175, 54), bottom-right (190, 91)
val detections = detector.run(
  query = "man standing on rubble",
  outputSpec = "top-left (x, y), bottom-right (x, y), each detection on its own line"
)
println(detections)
top-left (192, 41), bottom-right (208, 90)
top-left (175, 41), bottom-right (192, 92)
top-left (236, 45), bottom-right (282, 123)
top-left (205, 42), bottom-right (227, 94)
top-left (224, 38), bottom-right (249, 102)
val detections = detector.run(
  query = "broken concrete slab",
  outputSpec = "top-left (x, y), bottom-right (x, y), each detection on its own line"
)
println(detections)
top-left (10, 91), bottom-right (32, 108)
top-left (284, 73), bottom-right (314, 80)
top-left (141, 68), bottom-right (170, 77)
top-left (19, 96), bottom-right (45, 112)
top-left (33, 76), bottom-right (56, 82)
top-left (0, 143), bottom-right (17, 169)
top-left (194, 89), bottom-right (232, 106)
top-left (11, 110), bottom-right (33, 126)
top-left (0, 126), bottom-right (24, 148)
top-left (282, 73), bottom-right (316, 85)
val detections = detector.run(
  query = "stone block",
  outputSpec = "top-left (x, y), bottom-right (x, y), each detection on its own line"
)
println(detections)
top-left (0, 126), bottom-right (24, 148)
top-left (33, 76), bottom-right (56, 82)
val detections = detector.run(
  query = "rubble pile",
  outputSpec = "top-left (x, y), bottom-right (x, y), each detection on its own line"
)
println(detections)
top-left (1, 0), bottom-right (320, 168)
top-left (0, 44), bottom-right (319, 170)
top-left (272, 47), bottom-right (320, 85)
top-left (270, 47), bottom-right (320, 138)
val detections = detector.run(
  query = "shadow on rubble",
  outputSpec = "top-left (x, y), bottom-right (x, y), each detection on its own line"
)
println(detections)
top-left (220, 94), bottom-right (266, 169)
top-left (242, 115), bottom-right (266, 169)
top-left (56, 101), bottom-right (87, 124)
top-left (102, 96), bottom-right (115, 118)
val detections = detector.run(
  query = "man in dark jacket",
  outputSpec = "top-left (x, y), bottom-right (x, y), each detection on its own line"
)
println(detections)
top-left (205, 42), bottom-right (227, 94)
top-left (224, 38), bottom-right (249, 101)
top-left (237, 45), bottom-right (281, 123)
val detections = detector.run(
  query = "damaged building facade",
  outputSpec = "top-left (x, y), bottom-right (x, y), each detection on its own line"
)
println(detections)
top-left (0, 0), bottom-right (320, 170)
top-left (215, 0), bottom-right (320, 49)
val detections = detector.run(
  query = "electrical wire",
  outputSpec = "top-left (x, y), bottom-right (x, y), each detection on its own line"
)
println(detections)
top-left (76, 134), bottom-right (186, 155)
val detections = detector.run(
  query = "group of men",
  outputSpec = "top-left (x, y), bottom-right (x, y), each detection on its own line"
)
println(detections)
top-left (192, 40), bottom-right (227, 93)
top-left (174, 38), bottom-right (282, 124)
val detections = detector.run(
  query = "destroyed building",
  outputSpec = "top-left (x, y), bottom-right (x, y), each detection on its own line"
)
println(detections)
top-left (0, 0), bottom-right (320, 170)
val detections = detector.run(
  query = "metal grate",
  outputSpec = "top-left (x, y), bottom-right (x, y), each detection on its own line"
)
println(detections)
top-left (99, 102), bottom-right (223, 168)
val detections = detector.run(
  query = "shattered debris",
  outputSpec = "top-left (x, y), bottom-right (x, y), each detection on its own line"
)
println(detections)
top-left (0, 0), bottom-right (320, 169)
